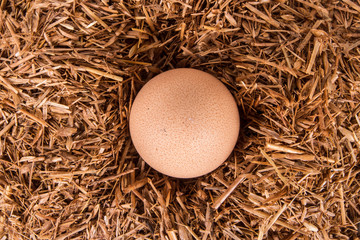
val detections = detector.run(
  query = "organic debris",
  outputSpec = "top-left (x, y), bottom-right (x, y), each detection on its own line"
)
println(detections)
top-left (0, 0), bottom-right (360, 239)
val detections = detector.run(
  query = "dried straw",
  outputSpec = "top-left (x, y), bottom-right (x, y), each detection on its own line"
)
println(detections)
top-left (1, 0), bottom-right (360, 239)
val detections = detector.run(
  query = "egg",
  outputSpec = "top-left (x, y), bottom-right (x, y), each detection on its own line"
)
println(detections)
top-left (129, 68), bottom-right (240, 178)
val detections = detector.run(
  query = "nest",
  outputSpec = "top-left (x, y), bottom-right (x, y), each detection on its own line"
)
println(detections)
top-left (1, 0), bottom-right (360, 239)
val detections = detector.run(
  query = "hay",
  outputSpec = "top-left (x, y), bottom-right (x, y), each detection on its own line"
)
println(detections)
top-left (0, 0), bottom-right (359, 239)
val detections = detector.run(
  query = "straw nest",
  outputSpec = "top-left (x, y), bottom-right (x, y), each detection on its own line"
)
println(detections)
top-left (1, 0), bottom-right (360, 239)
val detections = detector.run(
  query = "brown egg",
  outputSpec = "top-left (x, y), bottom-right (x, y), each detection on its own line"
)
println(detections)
top-left (129, 68), bottom-right (240, 178)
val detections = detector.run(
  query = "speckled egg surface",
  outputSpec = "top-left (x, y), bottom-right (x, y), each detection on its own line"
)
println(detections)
top-left (129, 68), bottom-right (240, 178)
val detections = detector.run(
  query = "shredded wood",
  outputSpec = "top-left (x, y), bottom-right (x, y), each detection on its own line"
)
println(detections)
top-left (0, 0), bottom-right (360, 239)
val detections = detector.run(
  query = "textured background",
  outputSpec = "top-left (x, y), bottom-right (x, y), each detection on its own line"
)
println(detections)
top-left (0, 0), bottom-right (360, 239)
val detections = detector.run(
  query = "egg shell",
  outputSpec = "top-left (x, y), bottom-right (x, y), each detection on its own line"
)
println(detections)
top-left (129, 68), bottom-right (240, 178)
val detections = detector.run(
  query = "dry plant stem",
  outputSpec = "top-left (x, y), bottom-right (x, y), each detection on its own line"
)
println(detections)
top-left (212, 163), bottom-right (256, 209)
top-left (238, 203), bottom-right (309, 235)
